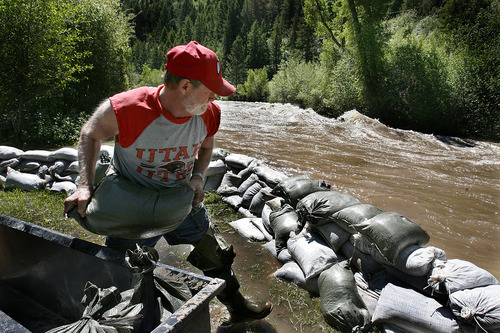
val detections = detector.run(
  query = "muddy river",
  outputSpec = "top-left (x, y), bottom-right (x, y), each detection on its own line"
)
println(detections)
top-left (163, 101), bottom-right (499, 332)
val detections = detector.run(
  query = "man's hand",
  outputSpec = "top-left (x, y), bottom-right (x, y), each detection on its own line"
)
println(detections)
top-left (189, 175), bottom-right (205, 207)
top-left (63, 186), bottom-right (92, 218)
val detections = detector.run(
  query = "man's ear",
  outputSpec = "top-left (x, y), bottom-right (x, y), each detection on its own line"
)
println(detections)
top-left (179, 79), bottom-right (191, 94)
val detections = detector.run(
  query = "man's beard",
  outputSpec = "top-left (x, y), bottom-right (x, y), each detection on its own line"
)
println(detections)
top-left (182, 96), bottom-right (208, 116)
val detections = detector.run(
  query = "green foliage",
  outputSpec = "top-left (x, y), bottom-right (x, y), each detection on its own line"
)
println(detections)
top-left (240, 68), bottom-right (269, 102)
top-left (133, 64), bottom-right (163, 88)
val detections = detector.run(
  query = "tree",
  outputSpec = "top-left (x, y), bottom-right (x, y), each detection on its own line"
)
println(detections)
top-left (246, 21), bottom-right (269, 69)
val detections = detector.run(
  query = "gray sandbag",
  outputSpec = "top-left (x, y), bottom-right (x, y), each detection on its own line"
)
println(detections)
top-left (99, 145), bottom-right (114, 162)
top-left (449, 284), bottom-right (500, 332)
top-left (272, 176), bottom-right (331, 207)
top-left (241, 181), bottom-right (263, 208)
top-left (274, 261), bottom-right (320, 296)
top-left (427, 259), bottom-right (500, 295)
top-left (0, 146), bottom-right (23, 159)
top-left (229, 218), bottom-right (268, 242)
top-left (332, 203), bottom-right (383, 234)
top-left (5, 167), bottom-right (45, 190)
top-left (224, 153), bottom-right (256, 170)
top-left (48, 147), bottom-right (78, 161)
top-left (250, 217), bottom-right (273, 241)
top-left (17, 160), bottom-right (41, 173)
top-left (21, 149), bottom-right (53, 162)
top-left (0, 157), bottom-right (20, 173)
top-left (94, 160), bottom-right (110, 186)
top-left (49, 160), bottom-right (69, 176)
top-left (315, 222), bottom-right (351, 252)
top-left (216, 172), bottom-right (241, 196)
top-left (350, 232), bottom-right (392, 265)
top-left (237, 163), bottom-right (257, 182)
top-left (394, 245), bottom-right (446, 277)
top-left (253, 165), bottom-right (288, 188)
top-left (65, 160), bottom-right (80, 174)
top-left (48, 181), bottom-right (77, 195)
top-left (261, 197), bottom-right (283, 236)
top-left (355, 212), bottom-right (430, 264)
top-left (287, 230), bottom-right (338, 280)
top-left (372, 283), bottom-right (462, 333)
top-left (211, 148), bottom-right (229, 161)
top-left (68, 172), bottom-right (194, 239)
top-left (237, 207), bottom-right (256, 218)
top-left (0, 174), bottom-right (6, 186)
top-left (340, 240), bottom-right (384, 278)
top-left (296, 191), bottom-right (360, 227)
top-left (262, 240), bottom-right (293, 263)
top-left (318, 261), bottom-right (371, 332)
top-left (205, 159), bottom-right (226, 177)
top-left (270, 204), bottom-right (303, 254)
top-left (249, 187), bottom-right (276, 216)
top-left (238, 173), bottom-right (259, 194)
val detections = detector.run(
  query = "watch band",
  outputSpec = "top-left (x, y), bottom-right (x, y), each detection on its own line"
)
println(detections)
top-left (192, 172), bottom-right (205, 182)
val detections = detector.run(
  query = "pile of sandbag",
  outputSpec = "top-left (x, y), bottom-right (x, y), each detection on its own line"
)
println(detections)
top-left (207, 149), bottom-right (499, 333)
top-left (0, 145), bottom-right (113, 195)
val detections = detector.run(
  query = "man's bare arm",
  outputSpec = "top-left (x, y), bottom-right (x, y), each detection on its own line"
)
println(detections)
top-left (189, 136), bottom-right (214, 207)
top-left (63, 99), bottom-right (118, 217)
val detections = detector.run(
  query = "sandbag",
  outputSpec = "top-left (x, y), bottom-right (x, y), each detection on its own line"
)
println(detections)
top-left (394, 245), bottom-right (446, 277)
top-left (249, 187), bottom-right (276, 216)
top-left (332, 203), bottom-right (383, 234)
top-left (216, 172), bottom-right (241, 196)
top-left (205, 159), bottom-right (226, 177)
top-left (253, 165), bottom-right (288, 188)
top-left (274, 261), bottom-right (320, 296)
top-left (427, 259), bottom-right (500, 295)
top-left (0, 158), bottom-right (20, 173)
top-left (48, 181), bottom-right (77, 195)
top-left (250, 217), bottom-right (273, 241)
top-left (314, 222), bottom-right (351, 252)
top-left (21, 149), bottom-right (53, 162)
top-left (296, 191), bottom-right (360, 227)
top-left (48, 147), bottom-right (78, 162)
top-left (355, 212), bottom-right (430, 264)
top-left (272, 176), bottom-right (331, 207)
top-left (17, 160), bottom-right (41, 173)
top-left (221, 194), bottom-right (243, 209)
top-left (0, 146), bottom-right (23, 159)
top-left (237, 163), bottom-right (257, 182)
top-left (211, 148), bottom-right (229, 161)
top-left (5, 167), bottom-right (45, 190)
top-left (229, 218), bottom-right (268, 242)
top-left (224, 153), bottom-right (256, 170)
top-left (372, 283), bottom-right (462, 333)
top-left (65, 160), bottom-right (80, 174)
top-left (269, 204), bottom-right (303, 254)
top-left (287, 230), bottom-right (338, 280)
top-left (340, 240), bottom-right (383, 278)
top-left (262, 240), bottom-right (293, 263)
top-left (318, 261), bottom-right (371, 332)
top-left (69, 173), bottom-right (194, 239)
top-left (237, 173), bottom-right (259, 194)
top-left (261, 197), bottom-right (283, 236)
top-left (449, 285), bottom-right (500, 332)
top-left (241, 181), bottom-right (263, 208)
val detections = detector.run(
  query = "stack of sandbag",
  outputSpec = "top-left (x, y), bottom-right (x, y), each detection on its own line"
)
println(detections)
top-left (0, 145), bottom-right (113, 195)
top-left (208, 153), bottom-right (499, 332)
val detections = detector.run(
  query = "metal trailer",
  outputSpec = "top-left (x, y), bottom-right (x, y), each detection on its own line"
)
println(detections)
top-left (0, 214), bottom-right (225, 332)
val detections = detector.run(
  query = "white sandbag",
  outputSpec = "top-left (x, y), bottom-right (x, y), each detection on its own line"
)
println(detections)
top-left (372, 283), bottom-right (462, 333)
top-left (237, 206), bottom-right (256, 218)
top-left (287, 230), bottom-right (338, 280)
top-left (65, 160), bottom-right (79, 174)
top-left (229, 218), bottom-right (267, 242)
top-left (0, 158), bottom-right (20, 173)
top-left (353, 271), bottom-right (383, 315)
top-left (205, 159), bottom-right (226, 176)
top-left (54, 173), bottom-right (79, 183)
top-left (224, 153), bottom-right (256, 170)
top-left (332, 203), bottom-right (383, 234)
top-left (314, 222), bottom-right (350, 252)
top-left (99, 145), bottom-right (114, 161)
top-left (394, 245), bottom-right (446, 277)
top-left (296, 191), bottom-right (361, 227)
top-left (262, 240), bottom-right (293, 263)
top-left (261, 197), bottom-right (283, 236)
top-left (427, 259), bottom-right (500, 294)
top-left (49, 160), bottom-right (69, 176)
top-left (21, 150), bottom-right (53, 162)
top-left (250, 218), bottom-right (273, 241)
top-left (47, 181), bottom-right (77, 195)
top-left (0, 146), bottom-right (23, 159)
top-left (17, 160), bottom-right (41, 173)
top-left (5, 167), bottom-right (45, 190)
top-left (449, 285), bottom-right (500, 332)
top-left (48, 147), bottom-right (78, 161)
top-left (212, 148), bottom-right (229, 161)
top-left (237, 173), bottom-right (259, 194)
top-left (274, 261), bottom-right (320, 296)
top-left (355, 212), bottom-right (430, 264)
top-left (241, 181), bottom-right (263, 208)
top-left (221, 194), bottom-right (243, 208)
top-left (249, 187), bottom-right (276, 216)
top-left (253, 165), bottom-right (288, 188)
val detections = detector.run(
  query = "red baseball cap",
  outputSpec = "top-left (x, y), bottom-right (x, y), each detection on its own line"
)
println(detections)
top-left (165, 41), bottom-right (236, 97)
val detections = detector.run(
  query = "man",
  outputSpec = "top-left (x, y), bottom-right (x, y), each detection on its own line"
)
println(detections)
top-left (63, 41), bottom-right (272, 322)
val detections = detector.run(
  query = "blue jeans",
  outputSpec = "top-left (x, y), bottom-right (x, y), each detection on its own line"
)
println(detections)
top-left (105, 204), bottom-right (210, 250)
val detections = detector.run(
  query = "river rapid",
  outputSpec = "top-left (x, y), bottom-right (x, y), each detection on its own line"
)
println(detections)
top-left (214, 101), bottom-right (500, 279)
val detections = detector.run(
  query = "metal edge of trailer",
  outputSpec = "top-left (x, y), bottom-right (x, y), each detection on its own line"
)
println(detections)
top-left (0, 214), bottom-right (226, 333)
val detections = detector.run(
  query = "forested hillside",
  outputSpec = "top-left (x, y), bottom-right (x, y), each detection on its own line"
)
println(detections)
top-left (0, 0), bottom-right (498, 147)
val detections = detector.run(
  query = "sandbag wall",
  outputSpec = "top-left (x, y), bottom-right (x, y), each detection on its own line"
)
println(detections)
top-left (206, 149), bottom-right (500, 333)
top-left (0, 145), bottom-right (113, 194)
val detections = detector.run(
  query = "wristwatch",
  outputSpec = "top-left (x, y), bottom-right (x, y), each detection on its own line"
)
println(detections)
top-left (192, 172), bottom-right (205, 182)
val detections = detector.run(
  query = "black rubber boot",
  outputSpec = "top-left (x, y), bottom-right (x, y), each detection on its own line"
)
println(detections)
top-left (205, 268), bottom-right (273, 322)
